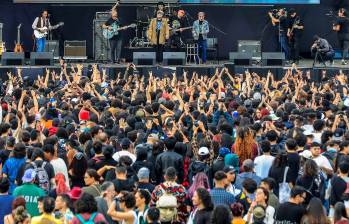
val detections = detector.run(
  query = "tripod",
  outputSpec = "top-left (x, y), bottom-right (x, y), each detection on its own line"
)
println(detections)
top-left (312, 49), bottom-right (327, 67)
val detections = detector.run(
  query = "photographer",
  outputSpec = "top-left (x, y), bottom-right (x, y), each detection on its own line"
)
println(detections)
top-left (311, 35), bottom-right (335, 65)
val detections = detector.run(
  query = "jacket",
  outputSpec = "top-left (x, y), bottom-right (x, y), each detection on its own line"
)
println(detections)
top-left (147, 18), bottom-right (169, 45)
top-left (155, 150), bottom-right (184, 183)
top-left (192, 20), bottom-right (209, 40)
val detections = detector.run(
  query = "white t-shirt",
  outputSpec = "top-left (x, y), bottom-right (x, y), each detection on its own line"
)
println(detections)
top-left (254, 155), bottom-right (275, 179)
top-left (313, 155), bottom-right (333, 171)
top-left (244, 205), bottom-right (275, 224)
top-left (112, 151), bottom-right (136, 164)
top-left (50, 158), bottom-right (69, 188)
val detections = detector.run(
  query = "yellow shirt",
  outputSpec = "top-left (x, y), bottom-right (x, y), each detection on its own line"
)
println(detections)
top-left (232, 218), bottom-right (246, 224)
top-left (31, 213), bottom-right (63, 224)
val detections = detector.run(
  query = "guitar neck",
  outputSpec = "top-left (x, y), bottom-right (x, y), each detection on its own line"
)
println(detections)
top-left (17, 27), bottom-right (20, 43)
top-left (0, 23), bottom-right (3, 42)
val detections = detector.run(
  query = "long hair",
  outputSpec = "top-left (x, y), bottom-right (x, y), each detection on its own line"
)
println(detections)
top-left (334, 202), bottom-right (348, 223)
top-left (188, 172), bottom-right (210, 198)
top-left (303, 159), bottom-right (318, 178)
top-left (234, 127), bottom-right (255, 162)
top-left (304, 197), bottom-right (327, 224)
top-left (55, 173), bottom-right (69, 195)
top-left (195, 188), bottom-right (213, 211)
top-left (211, 205), bottom-right (232, 224)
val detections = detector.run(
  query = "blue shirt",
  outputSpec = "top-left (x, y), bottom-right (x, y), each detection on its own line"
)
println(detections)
top-left (0, 194), bottom-right (14, 224)
top-left (156, 20), bottom-right (162, 31)
top-left (210, 188), bottom-right (235, 207)
top-left (2, 158), bottom-right (26, 194)
top-left (235, 172), bottom-right (262, 190)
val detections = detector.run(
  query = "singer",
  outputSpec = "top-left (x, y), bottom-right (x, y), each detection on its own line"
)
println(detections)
top-left (32, 10), bottom-right (51, 52)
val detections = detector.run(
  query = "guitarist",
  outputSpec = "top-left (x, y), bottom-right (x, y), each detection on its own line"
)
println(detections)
top-left (287, 8), bottom-right (303, 64)
top-left (102, 10), bottom-right (123, 63)
top-left (169, 10), bottom-right (188, 49)
top-left (333, 8), bottom-right (349, 65)
top-left (32, 10), bottom-right (51, 52)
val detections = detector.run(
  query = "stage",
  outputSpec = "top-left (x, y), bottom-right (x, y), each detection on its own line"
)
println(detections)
top-left (0, 59), bottom-right (348, 83)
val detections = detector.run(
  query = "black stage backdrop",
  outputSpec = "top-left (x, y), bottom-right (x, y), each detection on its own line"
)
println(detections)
top-left (0, 0), bottom-right (347, 59)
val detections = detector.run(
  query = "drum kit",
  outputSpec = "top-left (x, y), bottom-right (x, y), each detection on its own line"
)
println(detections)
top-left (129, 4), bottom-right (178, 48)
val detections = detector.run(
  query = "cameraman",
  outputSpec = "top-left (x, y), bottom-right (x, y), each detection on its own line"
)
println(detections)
top-left (311, 35), bottom-right (335, 65)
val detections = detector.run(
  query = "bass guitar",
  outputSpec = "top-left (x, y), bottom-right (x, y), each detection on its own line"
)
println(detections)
top-left (0, 23), bottom-right (5, 56)
top-left (170, 26), bottom-right (192, 36)
top-left (34, 22), bottom-right (64, 39)
top-left (103, 23), bottom-right (136, 39)
top-left (14, 24), bottom-right (24, 53)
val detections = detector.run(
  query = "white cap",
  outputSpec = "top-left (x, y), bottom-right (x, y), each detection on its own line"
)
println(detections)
top-left (198, 147), bottom-right (209, 156)
top-left (300, 150), bottom-right (312, 159)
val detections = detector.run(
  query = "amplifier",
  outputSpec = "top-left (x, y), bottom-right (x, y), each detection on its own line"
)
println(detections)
top-left (45, 40), bottom-right (59, 59)
top-left (64, 40), bottom-right (87, 60)
top-left (238, 40), bottom-right (261, 59)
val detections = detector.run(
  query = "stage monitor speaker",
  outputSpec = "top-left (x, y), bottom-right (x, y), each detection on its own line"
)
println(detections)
top-left (229, 52), bottom-right (252, 66)
top-left (238, 40), bottom-right (261, 58)
top-left (163, 52), bottom-right (185, 65)
top-left (1, 52), bottom-right (24, 65)
top-left (30, 52), bottom-right (53, 66)
top-left (133, 52), bottom-right (156, 65)
top-left (262, 52), bottom-right (285, 66)
top-left (64, 40), bottom-right (87, 59)
top-left (45, 40), bottom-right (59, 59)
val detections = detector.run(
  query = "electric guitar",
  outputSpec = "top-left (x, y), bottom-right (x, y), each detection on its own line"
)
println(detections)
top-left (0, 23), bottom-right (5, 56)
top-left (288, 17), bottom-right (300, 41)
top-left (34, 22), bottom-right (64, 39)
top-left (14, 24), bottom-right (24, 53)
top-left (170, 26), bottom-right (193, 36)
top-left (103, 23), bottom-right (136, 39)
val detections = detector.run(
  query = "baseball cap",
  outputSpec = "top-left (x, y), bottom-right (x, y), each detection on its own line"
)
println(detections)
top-left (137, 167), bottom-right (150, 180)
top-left (223, 166), bottom-right (235, 173)
top-left (242, 159), bottom-right (254, 170)
top-left (333, 128), bottom-right (344, 141)
top-left (22, 169), bottom-right (36, 183)
top-left (219, 147), bottom-right (230, 157)
top-left (198, 147), bottom-right (209, 156)
top-left (300, 150), bottom-right (312, 159)
top-left (253, 205), bottom-right (266, 220)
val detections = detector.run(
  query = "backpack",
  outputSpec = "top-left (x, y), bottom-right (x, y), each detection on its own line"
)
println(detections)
top-left (76, 212), bottom-right (97, 224)
top-left (31, 161), bottom-right (50, 192)
top-left (156, 184), bottom-right (178, 222)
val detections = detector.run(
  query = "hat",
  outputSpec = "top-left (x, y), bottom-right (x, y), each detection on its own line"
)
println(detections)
top-left (79, 109), bottom-right (90, 121)
top-left (22, 169), bottom-right (36, 183)
top-left (260, 108), bottom-right (270, 117)
top-left (242, 159), bottom-right (254, 170)
top-left (137, 167), bottom-right (150, 180)
top-left (300, 150), bottom-right (312, 159)
top-left (223, 166), bottom-right (235, 173)
top-left (135, 109), bottom-right (145, 118)
top-left (334, 128), bottom-right (345, 141)
top-left (269, 114), bottom-right (279, 121)
top-left (1, 102), bottom-right (8, 111)
top-left (219, 147), bottom-right (230, 157)
top-left (253, 206), bottom-right (266, 220)
top-left (198, 147), bottom-right (209, 156)
top-left (244, 99), bottom-right (252, 108)
top-left (68, 187), bottom-right (82, 200)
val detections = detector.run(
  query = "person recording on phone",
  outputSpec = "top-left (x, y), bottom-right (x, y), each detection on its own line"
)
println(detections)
top-left (311, 35), bottom-right (335, 65)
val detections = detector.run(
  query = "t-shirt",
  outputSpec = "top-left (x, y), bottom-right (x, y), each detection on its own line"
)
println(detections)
top-left (50, 158), bottom-right (69, 187)
top-left (254, 155), bottom-right (275, 178)
top-left (16, 160), bottom-right (55, 188)
top-left (335, 17), bottom-right (349, 39)
top-left (71, 212), bottom-right (106, 224)
top-left (275, 201), bottom-right (306, 224)
top-left (2, 157), bottom-right (26, 193)
top-left (13, 183), bottom-right (46, 217)
top-left (313, 155), bottom-right (333, 177)
top-left (105, 18), bottom-right (122, 40)
top-left (0, 194), bottom-right (14, 224)
top-left (287, 152), bottom-right (300, 184)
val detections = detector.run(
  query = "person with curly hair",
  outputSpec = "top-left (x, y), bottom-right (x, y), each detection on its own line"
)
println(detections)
top-left (71, 193), bottom-right (106, 224)
top-left (232, 127), bottom-right (258, 165)
top-left (188, 187), bottom-right (213, 224)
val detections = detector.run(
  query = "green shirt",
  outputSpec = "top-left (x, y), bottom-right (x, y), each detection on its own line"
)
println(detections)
top-left (13, 183), bottom-right (46, 217)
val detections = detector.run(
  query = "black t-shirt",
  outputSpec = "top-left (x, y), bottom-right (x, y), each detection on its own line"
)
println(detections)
top-left (170, 16), bottom-right (188, 37)
top-left (335, 17), bottom-right (349, 39)
top-left (275, 202), bottom-right (306, 224)
top-left (288, 16), bottom-right (303, 36)
top-left (193, 209), bottom-right (212, 224)
top-left (105, 18), bottom-right (122, 40)
top-left (112, 179), bottom-right (135, 193)
top-left (137, 182), bottom-right (155, 193)
top-left (287, 152), bottom-right (300, 184)
top-left (16, 160), bottom-right (55, 186)
top-left (279, 16), bottom-right (289, 33)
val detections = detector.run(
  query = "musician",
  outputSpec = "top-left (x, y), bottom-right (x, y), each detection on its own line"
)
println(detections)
top-left (311, 35), bottom-right (335, 65)
top-left (192, 12), bottom-right (209, 64)
top-left (169, 10), bottom-right (188, 49)
top-left (147, 10), bottom-right (169, 63)
top-left (154, 1), bottom-right (166, 17)
top-left (102, 10), bottom-right (123, 63)
top-left (268, 8), bottom-right (289, 60)
top-left (333, 8), bottom-right (349, 65)
top-left (32, 10), bottom-right (51, 52)
top-left (287, 8), bottom-right (304, 64)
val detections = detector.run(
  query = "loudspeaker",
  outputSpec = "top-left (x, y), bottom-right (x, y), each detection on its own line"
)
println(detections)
top-left (45, 40), bottom-right (59, 59)
top-left (93, 19), bottom-right (109, 61)
top-left (238, 40), bottom-right (261, 58)
top-left (64, 41), bottom-right (87, 59)
top-left (133, 52), bottom-right (156, 65)
top-left (30, 52), bottom-right (53, 66)
top-left (262, 52), bottom-right (285, 66)
top-left (1, 52), bottom-right (24, 65)
top-left (163, 52), bottom-right (185, 65)
top-left (229, 52), bottom-right (252, 66)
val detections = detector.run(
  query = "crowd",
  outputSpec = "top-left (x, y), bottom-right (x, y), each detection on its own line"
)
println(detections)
top-left (0, 60), bottom-right (349, 224)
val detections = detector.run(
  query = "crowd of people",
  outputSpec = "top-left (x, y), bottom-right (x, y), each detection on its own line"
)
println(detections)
top-left (0, 60), bottom-right (349, 224)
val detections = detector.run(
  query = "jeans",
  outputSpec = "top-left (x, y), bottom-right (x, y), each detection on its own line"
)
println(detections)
top-left (109, 39), bottom-right (122, 62)
top-left (196, 39), bottom-right (207, 64)
top-left (36, 37), bottom-right (46, 52)
top-left (338, 37), bottom-right (349, 60)
top-left (279, 33), bottom-right (289, 60)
